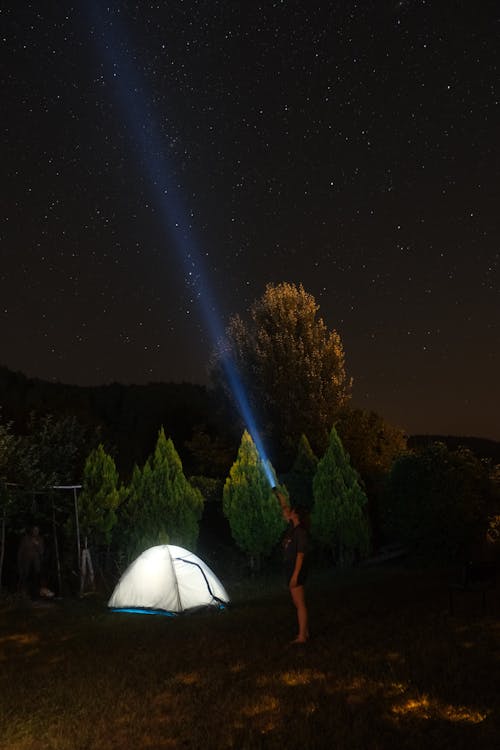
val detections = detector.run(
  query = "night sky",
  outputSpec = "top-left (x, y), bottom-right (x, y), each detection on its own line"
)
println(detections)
top-left (2, 2), bottom-right (499, 440)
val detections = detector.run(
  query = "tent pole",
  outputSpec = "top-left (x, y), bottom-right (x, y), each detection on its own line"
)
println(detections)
top-left (52, 497), bottom-right (62, 596)
top-left (73, 486), bottom-right (81, 576)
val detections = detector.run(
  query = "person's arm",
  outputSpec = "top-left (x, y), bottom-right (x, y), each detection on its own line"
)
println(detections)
top-left (289, 552), bottom-right (304, 589)
top-left (272, 486), bottom-right (292, 521)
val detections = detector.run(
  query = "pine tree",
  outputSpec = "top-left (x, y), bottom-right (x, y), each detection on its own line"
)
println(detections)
top-left (78, 444), bottom-right (120, 547)
top-left (312, 427), bottom-right (370, 565)
top-left (149, 428), bottom-right (203, 549)
top-left (120, 428), bottom-right (203, 558)
top-left (223, 430), bottom-right (284, 570)
top-left (118, 461), bottom-right (170, 562)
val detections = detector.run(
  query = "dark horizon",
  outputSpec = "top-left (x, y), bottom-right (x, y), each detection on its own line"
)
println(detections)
top-left (1, 361), bottom-right (499, 446)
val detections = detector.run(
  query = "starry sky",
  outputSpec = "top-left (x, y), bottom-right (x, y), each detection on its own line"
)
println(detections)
top-left (2, 1), bottom-right (499, 440)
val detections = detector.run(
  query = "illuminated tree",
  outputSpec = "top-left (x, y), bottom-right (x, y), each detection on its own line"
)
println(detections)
top-left (223, 430), bottom-right (284, 570)
top-left (214, 282), bottom-right (351, 463)
top-left (149, 428), bottom-right (203, 548)
top-left (115, 464), bottom-right (163, 563)
top-left (312, 427), bottom-right (370, 565)
top-left (119, 428), bottom-right (203, 561)
top-left (78, 444), bottom-right (120, 547)
top-left (73, 444), bottom-right (121, 590)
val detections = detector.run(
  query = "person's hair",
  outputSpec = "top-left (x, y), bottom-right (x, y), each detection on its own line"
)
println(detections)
top-left (291, 504), bottom-right (310, 530)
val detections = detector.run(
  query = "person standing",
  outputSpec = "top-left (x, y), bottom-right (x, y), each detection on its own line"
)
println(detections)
top-left (17, 525), bottom-right (54, 599)
top-left (273, 487), bottom-right (310, 644)
top-left (18, 525), bottom-right (44, 598)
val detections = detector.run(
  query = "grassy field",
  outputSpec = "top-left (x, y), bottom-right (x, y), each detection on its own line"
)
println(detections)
top-left (1, 564), bottom-right (498, 749)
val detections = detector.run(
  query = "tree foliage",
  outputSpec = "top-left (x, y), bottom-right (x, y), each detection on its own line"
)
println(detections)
top-left (17, 413), bottom-right (94, 490)
top-left (223, 430), bottom-right (284, 569)
top-left (213, 282), bottom-right (351, 464)
top-left (119, 428), bottom-right (204, 562)
top-left (0, 365), bottom-right (222, 479)
top-left (0, 418), bottom-right (18, 483)
top-left (336, 409), bottom-right (407, 480)
top-left (312, 427), bottom-right (370, 565)
top-left (336, 409), bottom-right (407, 546)
top-left (184, 425), bottom-right (236, 478)
top-left (78, 444), bottom-right (121, 546)
top-left (0, 418), bottom-right (19, 589)
top-left (381, 442), bottom-right (492, 562)
top-left (280, 434), bottom-right (318, 510)
top-left (116, 464), bottom-right (161, 562)
top-left (487, 464), bottom-right (500, 546)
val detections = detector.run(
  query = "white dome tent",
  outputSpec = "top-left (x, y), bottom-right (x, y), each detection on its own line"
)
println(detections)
top-left (108, 544), bottom-right (229, 615)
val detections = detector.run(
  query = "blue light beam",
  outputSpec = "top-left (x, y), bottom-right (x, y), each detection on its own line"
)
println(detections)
top-left (86, 3), bottom-right (275, 485)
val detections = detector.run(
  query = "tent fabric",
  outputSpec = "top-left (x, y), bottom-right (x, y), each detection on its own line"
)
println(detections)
top-left (108, 544), bottom-right (229, 613)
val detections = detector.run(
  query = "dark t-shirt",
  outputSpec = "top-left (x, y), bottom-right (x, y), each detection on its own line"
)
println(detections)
top-left (282, 523), bottom-right (309, 584)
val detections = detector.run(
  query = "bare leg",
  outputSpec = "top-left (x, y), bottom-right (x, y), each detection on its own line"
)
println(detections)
top-left (290, 584), bottom-right (309, 642)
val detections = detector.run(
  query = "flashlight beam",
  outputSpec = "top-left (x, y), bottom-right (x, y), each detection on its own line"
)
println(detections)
top-left (86, 2), bottom-right (275, 483)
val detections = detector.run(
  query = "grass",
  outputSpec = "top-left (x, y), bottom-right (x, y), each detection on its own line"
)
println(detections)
top-left (1, 564), bottom-right (498, 749)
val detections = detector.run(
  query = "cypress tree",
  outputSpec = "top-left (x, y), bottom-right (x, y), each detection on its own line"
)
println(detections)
top-left (78, 444), bottom-right (120, 547)
top-left (147, 427), bottom-right (203, 549)
top-left (119, 461), bottom-right (171, 561)
top-left (312, 427), bottom-right (370, 565)
top-left (223, 430), bottom-right (284, 571)
top-left (77, 444), bottom-right (121, 588)
top-left (117, 428), bottom-right (203, 561)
